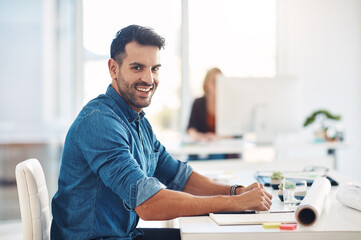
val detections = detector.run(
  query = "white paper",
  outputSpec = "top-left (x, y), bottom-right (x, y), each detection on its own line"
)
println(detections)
top-left (210, 212), bottom-right (296, 226)
top-left (336, 182), bottom-right (361, 212)
top-left (295, 176), bottom-right (331, 226)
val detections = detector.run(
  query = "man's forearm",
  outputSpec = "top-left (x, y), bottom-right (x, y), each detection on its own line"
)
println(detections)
top-left (134, 171), bottom-right (272, 221)
top-left (135, 188), bottom-right (232, 220)
top-left (135, 171), bottom-right (235, 220)
top-left (135, 185), bottom-right (271, 220)
top-left (183, 171), bottom-right (232, 196)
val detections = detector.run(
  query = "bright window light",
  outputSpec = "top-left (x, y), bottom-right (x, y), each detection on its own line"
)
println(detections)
top-left (82, 0), bottom-right (182, 139)
top-left (188, 0), bottom-right (277, 96)
top-left (82, 0), bottom-right (277, 141)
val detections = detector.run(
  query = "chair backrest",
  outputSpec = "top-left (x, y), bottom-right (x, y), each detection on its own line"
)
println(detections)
top-left (15, 158), bottom-right (51, 240)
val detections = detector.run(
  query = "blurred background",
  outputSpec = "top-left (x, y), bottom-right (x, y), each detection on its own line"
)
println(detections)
top-left (0, 0), bottom-right (360, 226)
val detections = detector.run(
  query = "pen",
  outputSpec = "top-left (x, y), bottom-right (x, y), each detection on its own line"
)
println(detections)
top-left (213, 210), bottom-right (295, 214)
top-left (191, 211), bottom-right (256, 217)
top-left (192, 210), bottom-right (294, 217)
top-left (213, 211), bottom-right (256, 214)
top-left (257, 210), bottom-right (295, 214)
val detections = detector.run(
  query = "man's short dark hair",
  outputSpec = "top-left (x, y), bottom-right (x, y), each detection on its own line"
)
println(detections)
top-left (110, 25), bottom-right (165, 64)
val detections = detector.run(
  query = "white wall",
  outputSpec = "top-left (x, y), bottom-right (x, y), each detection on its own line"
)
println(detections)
top-left (278, 0), bottom-right (361, 180)
top-left (0, 0), bottom-right (44, 137)
top-left (0, 0), bottom-right (78, 141)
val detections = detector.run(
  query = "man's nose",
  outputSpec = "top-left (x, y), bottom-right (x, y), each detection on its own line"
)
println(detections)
top-left (141, 69), bottom-right (154, 85)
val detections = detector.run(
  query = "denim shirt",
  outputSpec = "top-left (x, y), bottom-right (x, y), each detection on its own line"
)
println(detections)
top-left (51, 85), bottom-right (193, 240)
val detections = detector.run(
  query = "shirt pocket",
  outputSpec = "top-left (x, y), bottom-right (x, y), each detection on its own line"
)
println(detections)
top-left (147, 151), bottom-right (159, 176)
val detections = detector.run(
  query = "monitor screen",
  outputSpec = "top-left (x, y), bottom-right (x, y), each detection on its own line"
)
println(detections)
top-left (216, 77), bottom-right (302, 142)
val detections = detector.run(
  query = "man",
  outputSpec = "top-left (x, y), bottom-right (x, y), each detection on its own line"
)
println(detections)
top-left (51, 25), bottom-right (272, 240)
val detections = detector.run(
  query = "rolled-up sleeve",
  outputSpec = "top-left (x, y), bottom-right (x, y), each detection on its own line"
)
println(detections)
top-left (152, 136), bottom-right (194, 189)
top-left (166, 162), bottom-right (193, 191)
top-left (132, 177), bottom-right (164, 208)
top-left (131, 163), bottom-right (192, 208)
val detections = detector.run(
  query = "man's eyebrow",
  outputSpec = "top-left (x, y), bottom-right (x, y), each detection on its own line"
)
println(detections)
top-left (129, 62), bottom-right (145, 67)
top-left (129, 62), bottom-right (162, 68)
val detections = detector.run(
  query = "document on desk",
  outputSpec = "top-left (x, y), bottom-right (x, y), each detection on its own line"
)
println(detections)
top-left (210, 212), bottom-right (296, 226)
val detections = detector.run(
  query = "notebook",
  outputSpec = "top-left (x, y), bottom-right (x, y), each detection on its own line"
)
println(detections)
top-left (210, 212), bottom-right (296, 226)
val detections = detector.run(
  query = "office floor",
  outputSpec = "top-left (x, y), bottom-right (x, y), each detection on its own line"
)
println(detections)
top-left (0, 169), bottom-right (24, 239)
top-left (0, 185), bottom-right (20, 220)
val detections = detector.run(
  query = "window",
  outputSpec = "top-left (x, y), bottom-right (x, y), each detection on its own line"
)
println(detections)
top-left (188, 0), bottom-right (277, 97)
top-left (82, 0), bottom-right (182, 141)
top-left (82, 0), bottom-right (277, 141)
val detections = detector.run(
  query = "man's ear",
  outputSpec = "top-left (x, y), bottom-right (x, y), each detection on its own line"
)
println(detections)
top-left (108, 58), bottom-right (119, 79)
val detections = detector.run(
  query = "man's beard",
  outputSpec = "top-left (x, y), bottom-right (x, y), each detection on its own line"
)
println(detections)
top-left (116, 74), bottom-right (156, 110)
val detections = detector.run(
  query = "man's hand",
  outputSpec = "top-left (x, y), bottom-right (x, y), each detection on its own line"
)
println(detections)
top-left (237, 182), bottom-right (269, 195)
top-left (234, 182), bottom-right (272, 211)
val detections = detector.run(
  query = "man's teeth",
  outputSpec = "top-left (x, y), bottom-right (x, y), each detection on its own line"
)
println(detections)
top-left (137, 87), bottom-right (152, 92)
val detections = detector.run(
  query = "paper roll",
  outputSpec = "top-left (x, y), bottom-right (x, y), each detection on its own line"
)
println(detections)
top-left (295, 176), bottom-right (331, 226)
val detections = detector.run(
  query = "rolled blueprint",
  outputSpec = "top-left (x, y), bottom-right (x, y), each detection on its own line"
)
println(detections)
top-left (295, 176), bottom-right (331, 226)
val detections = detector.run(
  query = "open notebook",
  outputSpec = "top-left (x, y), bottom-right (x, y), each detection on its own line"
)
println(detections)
top-left (210, 212), bottom-right (296, 226)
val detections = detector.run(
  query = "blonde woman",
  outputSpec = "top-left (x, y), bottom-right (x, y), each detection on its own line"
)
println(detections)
top-left (187, 67), bottom-right (222, 141)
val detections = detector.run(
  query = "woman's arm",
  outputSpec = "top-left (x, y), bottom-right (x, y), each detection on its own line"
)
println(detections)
top-left (187, 128), bottom-right (219, 141)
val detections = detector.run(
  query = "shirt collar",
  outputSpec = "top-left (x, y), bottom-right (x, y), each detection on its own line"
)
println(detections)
top-left (106, 85), bottom-right (145, 123)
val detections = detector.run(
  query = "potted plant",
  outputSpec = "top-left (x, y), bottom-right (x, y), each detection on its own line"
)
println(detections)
top-left (284, 181), bottom-right (296, 190)
top-left (283, 180), bottom-right (307, 204)
top-left (303, 109), bottom-right (342, 142)
top-left (283, 181), bottom-right (297, 205)
top-left (270, 171), bottom-right (284, 189)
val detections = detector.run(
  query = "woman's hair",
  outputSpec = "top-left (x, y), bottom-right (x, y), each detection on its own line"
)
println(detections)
top-left (203, 67), bottom-right (222, 95)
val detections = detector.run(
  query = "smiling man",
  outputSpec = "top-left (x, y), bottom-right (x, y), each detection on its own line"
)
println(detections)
top-left (50, 25), bottom-right (272, 240)
top-left (110, 40), bottom-right (161, 112)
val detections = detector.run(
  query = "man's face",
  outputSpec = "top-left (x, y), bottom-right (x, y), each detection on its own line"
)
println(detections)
top-left (109, 41), bottom-right (161, 113)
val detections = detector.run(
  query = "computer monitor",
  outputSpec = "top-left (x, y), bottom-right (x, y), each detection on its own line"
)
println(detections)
top-left (216, 76), bottom-right (302, 142)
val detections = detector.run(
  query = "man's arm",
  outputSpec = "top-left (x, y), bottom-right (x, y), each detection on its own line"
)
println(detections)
top-left (183, 171), bottom-right (264, 196)
top-left (134, 171), bottom-right (272, 220)
top-left (183, 171), bottom-right (237, 196)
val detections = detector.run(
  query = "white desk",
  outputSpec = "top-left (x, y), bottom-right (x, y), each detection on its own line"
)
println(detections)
top-left (167, 139), bottom-right (244, 158)
top-left (179, 170), bottom-right (361, 240)
top-left (167, 139), bottom-right (279, 163)
top-left (167, 139), bottom-right (345, 169)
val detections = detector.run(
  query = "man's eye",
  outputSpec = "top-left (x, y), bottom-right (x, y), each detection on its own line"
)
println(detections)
top-left (152, 67), bottom-right (160, 72)
top-left (133, 66), bottom-right (142, 70)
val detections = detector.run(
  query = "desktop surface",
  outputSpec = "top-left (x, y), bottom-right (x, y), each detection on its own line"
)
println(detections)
top-left (179, 170), bottom-right (361, 240)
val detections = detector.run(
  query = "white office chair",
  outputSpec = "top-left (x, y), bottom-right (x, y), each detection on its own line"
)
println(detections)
top-left (15, 158), bottom-right (51, 240)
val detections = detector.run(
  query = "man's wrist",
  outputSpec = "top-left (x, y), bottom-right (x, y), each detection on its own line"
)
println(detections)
top-left (230, 184), bottom-right (244, 195)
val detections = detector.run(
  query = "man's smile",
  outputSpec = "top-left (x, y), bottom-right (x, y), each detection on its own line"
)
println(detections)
top-left (136, 86), bottom-right (153, 92)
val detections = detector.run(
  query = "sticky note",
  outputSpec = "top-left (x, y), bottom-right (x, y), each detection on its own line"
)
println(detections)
top-left (280, 223), bottom-right (297, 230)
top-left (262, 222), bottom-right (281, 229)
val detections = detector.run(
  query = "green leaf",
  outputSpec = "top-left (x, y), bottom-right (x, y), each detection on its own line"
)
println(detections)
top-left (303, 109), bottom-right (341, 127)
